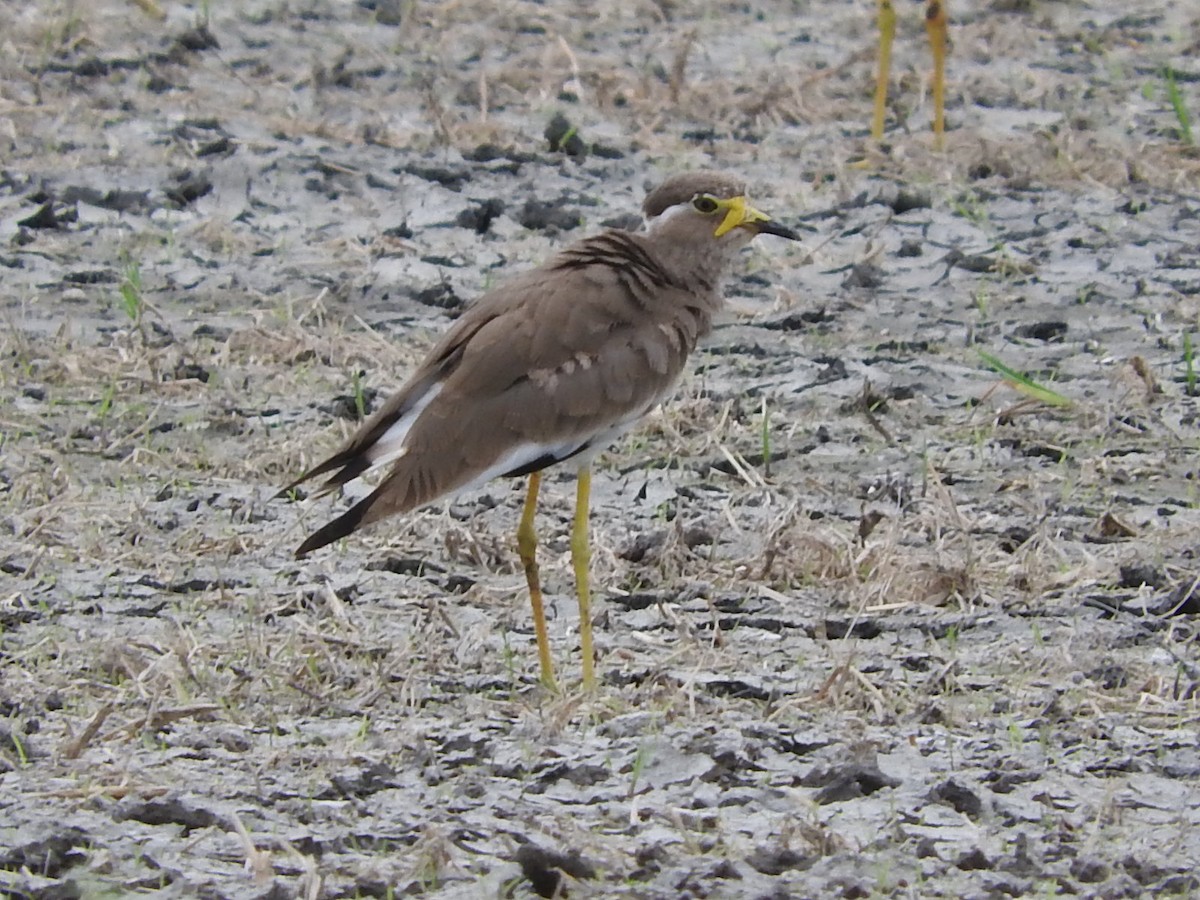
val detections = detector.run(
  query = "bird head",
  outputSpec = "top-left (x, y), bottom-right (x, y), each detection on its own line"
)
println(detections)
top-left (643, 171), bottom-right (800, 250)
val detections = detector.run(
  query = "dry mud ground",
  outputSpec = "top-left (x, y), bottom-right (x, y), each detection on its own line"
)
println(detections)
top-left (3, 0), bottom-right (1200, 897)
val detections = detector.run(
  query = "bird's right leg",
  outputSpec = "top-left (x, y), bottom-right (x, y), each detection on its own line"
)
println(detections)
top-left (570, 466), bottom-right (596, 690)
top-left (517, 471), bottom-right (556, 689)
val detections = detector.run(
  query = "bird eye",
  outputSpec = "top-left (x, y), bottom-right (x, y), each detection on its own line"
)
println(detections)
top-left (692, 195), bottom-right (719, 214)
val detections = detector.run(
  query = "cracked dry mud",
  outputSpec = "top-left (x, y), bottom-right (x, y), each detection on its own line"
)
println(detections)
top-left (2, 1), bottom-right (1200, 898)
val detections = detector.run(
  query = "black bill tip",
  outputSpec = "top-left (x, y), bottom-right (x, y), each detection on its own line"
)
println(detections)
top-left (753, 219), bottom-right (803, 241)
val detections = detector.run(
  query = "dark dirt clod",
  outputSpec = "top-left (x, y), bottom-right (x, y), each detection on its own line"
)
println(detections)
top-left (744, 846), bottom-right (814, 876)
top-left (410, 281), bottom-right (462, 310)
top-left (822, 618), bottom-right (883, 640)
top-left (518, 197), bottom-right (582, 231)
top-left (929, 779), bottom-right (985, 819)
top-left (515, 843), bottom-right (596, 898)
top-left (806, 761), bottom-right (901, 804)
top-left (1013, 320), bottom-right (1068, 342)
top-left (956, 847), bottom-right (993, 871)
top-left (114, 796), bottom-right (227, 833)
top-left (383, 221), bottom-right (414, 239)
top-left (891, 188), bottom-right (932, 213)
top-left (61, 185), bottom-right (153, 213)
top-left (173, 25), bottom-right (220, 53)
top-left (545, 112), bottom-right (587, 157)
top-left (321, 387), bottom-right (379, 420)
top-left (164, 170), bottom-right (213, 206)
top-left (17, 202), bottom-right (71, 229)
top-left (401, 163), bottom-right (470, 191)
top-left (455, 198), bottom-right (506, 233)
top-left (0, 826), bottom-right (90, 878)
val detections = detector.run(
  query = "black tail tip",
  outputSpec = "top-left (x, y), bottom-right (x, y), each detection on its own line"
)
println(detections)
top-left (292, 527), bottom-right (327, 558)
top-left (291, 494), bottom-right (374, 560)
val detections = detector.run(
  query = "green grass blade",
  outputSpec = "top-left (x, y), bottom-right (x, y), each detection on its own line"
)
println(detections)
top-left (978, 350), bottom-right (1072, 407)
top-left (1165, 67), bottom-right (1194, 146)
top-left (1184, 332), bottom-right (1196, 396)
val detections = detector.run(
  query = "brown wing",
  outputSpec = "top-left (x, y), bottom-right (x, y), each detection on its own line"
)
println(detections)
top-left (289, 230), bottom-right (717, 556)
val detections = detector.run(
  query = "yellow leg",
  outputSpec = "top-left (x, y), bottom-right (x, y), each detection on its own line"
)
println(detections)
top-left (872, 0), bottom-right (896, 140)
top-left (925, 0), bottom-right (947, 147)
top-left (571, 467), bottom-right (596, 689)
top-left (517, 472), bottom-right (556, 689)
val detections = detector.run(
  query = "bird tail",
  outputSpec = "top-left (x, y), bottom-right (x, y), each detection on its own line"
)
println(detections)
top-left (293, 483), bottom-right (388, 557)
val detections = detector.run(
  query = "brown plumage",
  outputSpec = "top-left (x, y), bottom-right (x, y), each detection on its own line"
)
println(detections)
top-left (280, 171), bottom-right (798, 687)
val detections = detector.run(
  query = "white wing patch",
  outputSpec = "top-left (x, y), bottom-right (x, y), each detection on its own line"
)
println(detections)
top-left (364, 382), bottom-right (443, 470)
top-left (460, 399), bottom-right (661, 493)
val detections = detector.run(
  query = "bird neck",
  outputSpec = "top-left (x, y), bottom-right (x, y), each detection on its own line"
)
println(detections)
top-left (634, 231), bottom-right (738, 300)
